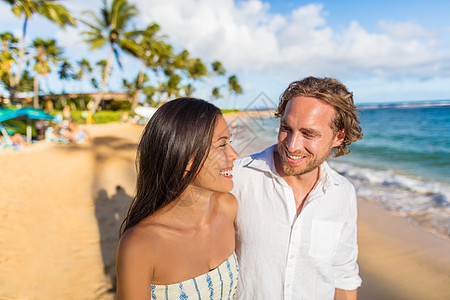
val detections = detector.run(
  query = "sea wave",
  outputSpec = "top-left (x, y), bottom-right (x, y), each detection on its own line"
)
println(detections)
top-left (329, 161), bottom-right (450, 238)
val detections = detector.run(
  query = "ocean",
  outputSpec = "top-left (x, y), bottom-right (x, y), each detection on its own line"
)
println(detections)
top-left (229, 102), bottom-right (450, 238)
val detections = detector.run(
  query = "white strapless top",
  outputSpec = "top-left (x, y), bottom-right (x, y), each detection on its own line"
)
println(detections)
top-left (151, 252), bottom-right (239, 299)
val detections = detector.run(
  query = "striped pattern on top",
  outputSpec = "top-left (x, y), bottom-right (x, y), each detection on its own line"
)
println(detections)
top-left (151, 252), bottom-right (239, 299)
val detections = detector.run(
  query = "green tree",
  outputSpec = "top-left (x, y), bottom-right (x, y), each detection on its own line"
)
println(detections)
top-left (210, 60), bottom-right (226, 100)
top-left (163, 49), bottom-right (208, 101)
top-left (74, 58), bottom-right (93, 95)
top-left (208, 62), bottom-right (243, 101)
top-left (81, 0), bottom-right (138, 114)
top-left (123, 72), bottom-right (149, 108)
top-left (58, 59), bottom-right (75, 107)
top-left (211, 61), bottom-right (226, 76)
top-left (185, 58), bottom-right (208, 96)
top-left (2, 0), bottom-right (76, 102)
top-left (0, 32), bottom-right (19, 100)
top-left (122, 23), bottom-right (167, 110)
top-left (158, 73), bottom-right (182, 103)
top-left (228, 75), bottom-right (243, 96)
top-left (32, 38), bottom-right (62, 108)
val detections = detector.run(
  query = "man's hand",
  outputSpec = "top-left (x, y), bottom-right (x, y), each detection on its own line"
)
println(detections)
top-left (335, 288), bottom-right (357, 300)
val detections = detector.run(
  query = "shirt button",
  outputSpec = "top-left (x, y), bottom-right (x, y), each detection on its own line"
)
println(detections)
top-left (286, 283), bottom-right (291, 288)
top-left (290, 255), bottom-right (294, 259)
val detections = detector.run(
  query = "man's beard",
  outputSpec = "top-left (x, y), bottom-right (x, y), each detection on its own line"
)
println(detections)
top-left (277, 144), bottom-right (331, 176)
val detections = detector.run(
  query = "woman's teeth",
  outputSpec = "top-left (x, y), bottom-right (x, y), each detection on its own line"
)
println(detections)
top-left (220, 169), bottom-right (232, 176)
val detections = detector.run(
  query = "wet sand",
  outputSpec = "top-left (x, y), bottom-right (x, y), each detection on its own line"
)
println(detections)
top-left (0, 120), bottom-right (449, 299)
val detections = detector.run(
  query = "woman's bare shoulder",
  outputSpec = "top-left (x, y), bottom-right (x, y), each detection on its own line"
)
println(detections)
top-left (116, 220), bottom-right (166, 298)
top-left (117, 219), bottom-right (167, 271)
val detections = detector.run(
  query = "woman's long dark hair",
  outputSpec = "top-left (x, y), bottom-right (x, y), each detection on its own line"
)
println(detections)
top-left (120, 98), bottom-right (222, 236)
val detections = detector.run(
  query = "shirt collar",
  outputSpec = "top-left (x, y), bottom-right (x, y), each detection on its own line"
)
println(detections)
top-left (245, 144), bottom-right (279, 177)
top-left (245, 144), bottom-right (340, 191)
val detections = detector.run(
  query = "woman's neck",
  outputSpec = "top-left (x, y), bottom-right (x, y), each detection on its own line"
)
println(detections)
top-left (161, 186), bottom-right (215, 228)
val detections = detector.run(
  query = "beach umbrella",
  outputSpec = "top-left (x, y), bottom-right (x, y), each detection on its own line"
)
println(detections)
top-left (15, 107), bottom-right (54, 144)
top-left (0, 109), bottom-right (21, 145)
top-left (15, 107), bottom-right (54, 120)
top-left (0, 108), bottom-right (20, 122)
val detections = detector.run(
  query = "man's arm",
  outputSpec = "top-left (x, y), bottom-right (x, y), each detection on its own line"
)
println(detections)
top-left (335, 288), bottom-right (357, 300)
top-left (333, 187), bottom-right (362, 292)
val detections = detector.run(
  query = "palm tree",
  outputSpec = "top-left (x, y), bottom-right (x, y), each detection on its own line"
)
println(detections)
top-left (228, 75), bottom-right (243, 95)
top-left (74, 58), bottom-right (93, 93)
top-left (159, 73), bottom-right (182, 104)
top-left (210, 60), bottom-right (226, 100)
top-left (0, 32), bottom-right (19, 99)
top-left (211, 61), bottom-right (226, 76)
top-left (58, 59), bottom-right (75, 107)
top-left (165, 49), bottom-right (208, 99)
top-left (2, 0), bottom-right (76, 102)
top-left (186, 58), bottom-right (208, 86)
top-left (123, 72), bottom-right (149, 108)
top-left (32, 38), bottom-right (62, 108)
top-left (122, 23), bottom-right (166, 110)
top-left (81, 0), bottom-right (138, 114)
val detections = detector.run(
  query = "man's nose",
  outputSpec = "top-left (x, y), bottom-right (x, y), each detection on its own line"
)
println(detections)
top-left (286, 132), bottom-right (303, 152)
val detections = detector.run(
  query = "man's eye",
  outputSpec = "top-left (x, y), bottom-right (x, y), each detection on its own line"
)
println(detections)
top-left (280, 126), bottom-right (290, 132)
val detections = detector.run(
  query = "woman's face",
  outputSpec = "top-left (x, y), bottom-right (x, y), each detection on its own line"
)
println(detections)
top-left (191, 115), bottom-right (238, 193)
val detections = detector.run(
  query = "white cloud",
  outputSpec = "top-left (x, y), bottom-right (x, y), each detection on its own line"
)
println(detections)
top-left (378, 21), bottom-right (436, 40)
top-left (134, 0), bottom-right (450, 80)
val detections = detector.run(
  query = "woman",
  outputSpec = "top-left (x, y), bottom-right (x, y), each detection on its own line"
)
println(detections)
top-left (116, 98), bottom-right (239, 299)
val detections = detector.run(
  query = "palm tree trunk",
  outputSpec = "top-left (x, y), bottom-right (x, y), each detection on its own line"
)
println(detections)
top-left (33, 76), bottom-right (39, 108)
top-left (14, 17), bottom-right (29, 86)
top-left (90, 46), bottom-right (113, 115)
top-left (8, 71), bottom-right (17, 104)
top-left (131, 65), bottom-right (145, 111)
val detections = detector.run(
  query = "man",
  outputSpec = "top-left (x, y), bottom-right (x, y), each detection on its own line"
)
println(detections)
top-left (232, 77), bottom-right (363, 299)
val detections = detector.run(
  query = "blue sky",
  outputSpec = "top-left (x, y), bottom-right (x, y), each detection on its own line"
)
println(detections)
top-left (1, 0), bottom-right (450, 109)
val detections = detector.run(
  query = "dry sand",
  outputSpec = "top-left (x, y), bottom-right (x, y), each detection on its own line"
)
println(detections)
top-left (0, 119), bottom-right (449, 299)
top-left (0, 123), bottom-right (141, 299)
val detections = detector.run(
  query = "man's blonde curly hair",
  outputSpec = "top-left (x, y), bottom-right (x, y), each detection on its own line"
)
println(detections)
top-left (276, 76), bottom-right (363, 157)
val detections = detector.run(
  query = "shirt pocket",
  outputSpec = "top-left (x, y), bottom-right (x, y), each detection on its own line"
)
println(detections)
top-left (308, 220), bottom-right (343, 258)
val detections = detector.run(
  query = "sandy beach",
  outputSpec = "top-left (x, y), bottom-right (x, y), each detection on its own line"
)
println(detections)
top-left (1, 118), bottom-right (449, 299)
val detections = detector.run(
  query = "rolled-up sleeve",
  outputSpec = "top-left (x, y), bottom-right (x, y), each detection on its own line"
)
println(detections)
top-left (333, 189), bottom-right (362, 290)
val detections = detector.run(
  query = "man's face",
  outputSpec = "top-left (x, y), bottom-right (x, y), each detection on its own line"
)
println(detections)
top-left (276, 96), bottom-right (344, 177)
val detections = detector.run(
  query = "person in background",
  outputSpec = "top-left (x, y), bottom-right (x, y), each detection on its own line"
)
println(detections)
top-left (232, 76), bottom-right (363, 299)
top-left (116, 98), bottom-right (239, 299)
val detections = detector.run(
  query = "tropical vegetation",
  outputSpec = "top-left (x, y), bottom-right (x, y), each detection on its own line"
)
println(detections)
top-left (0, 0), bottom-right (243, 114)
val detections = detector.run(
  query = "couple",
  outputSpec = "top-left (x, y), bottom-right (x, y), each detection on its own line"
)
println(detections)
top-left (116, 76), bottom-right (363, 299)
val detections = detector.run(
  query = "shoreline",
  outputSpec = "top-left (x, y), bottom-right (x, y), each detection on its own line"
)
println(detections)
top-left (0, 122), bottom-right (449, 299)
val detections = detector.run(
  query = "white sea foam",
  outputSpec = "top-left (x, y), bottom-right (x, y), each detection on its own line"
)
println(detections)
top-left (329, 161), bottom-right (450, 238)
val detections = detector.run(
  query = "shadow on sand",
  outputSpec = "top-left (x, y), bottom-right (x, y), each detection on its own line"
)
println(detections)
top-left (91, 135), bottom-right (137, 297)
top-left (94, 185), bottom-right (133, 294)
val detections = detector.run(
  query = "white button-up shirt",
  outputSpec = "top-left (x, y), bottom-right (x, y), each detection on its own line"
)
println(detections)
top-left (232, 145), bottom-right (362, 300)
